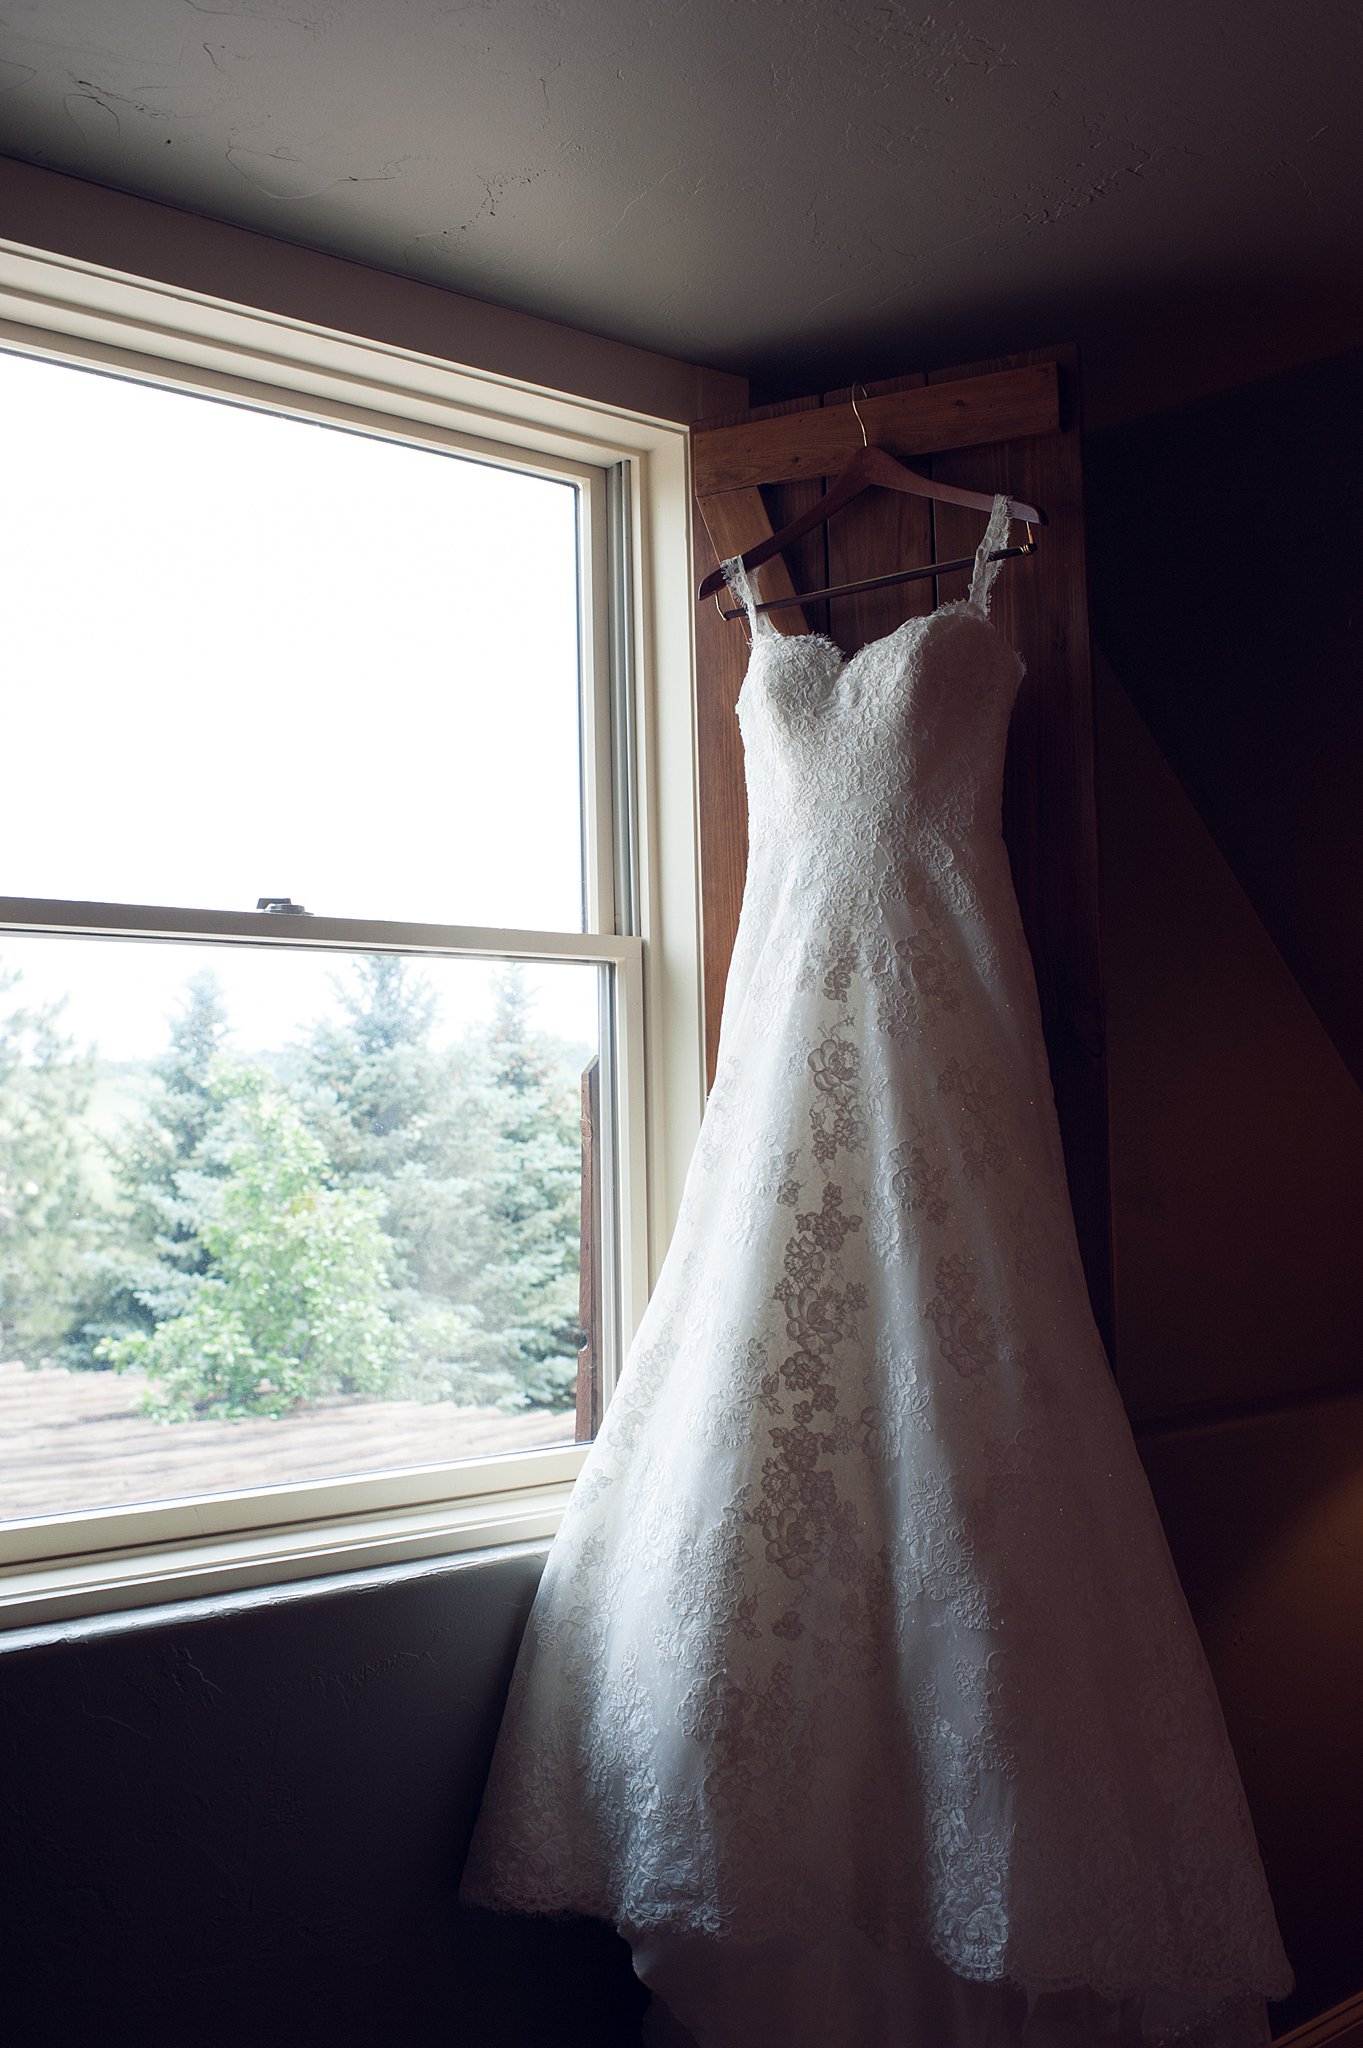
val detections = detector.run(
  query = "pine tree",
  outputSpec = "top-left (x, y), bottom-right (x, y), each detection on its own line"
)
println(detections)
top-left (0, 966), bottom-right (95, 1367)
top-left (296, 955), bottom-right (490, 1386)
top-left (300, 954), bottom-right (441, 1185)
top-left (465, 965), bottom-right (584, 1409)
top-left (125, 970), bottom-right (232, 1294)
top-left (297, 956), bottom-right (584, 1412)
top-left (68, 972), bottom-right (234, 1363)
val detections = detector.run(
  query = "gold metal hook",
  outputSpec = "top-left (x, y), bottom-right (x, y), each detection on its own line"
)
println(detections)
top-left (850, 381), bottom-right (869, 448)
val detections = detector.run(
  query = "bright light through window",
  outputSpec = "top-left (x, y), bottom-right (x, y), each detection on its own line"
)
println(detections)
top-left (0, 348), bottom-right (585, 930)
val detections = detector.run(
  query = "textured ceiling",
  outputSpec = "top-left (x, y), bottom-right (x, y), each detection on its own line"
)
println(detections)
top-left (1, 0), bottom-right (1360, 413)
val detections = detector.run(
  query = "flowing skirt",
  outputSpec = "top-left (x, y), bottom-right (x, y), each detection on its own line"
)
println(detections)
top-left (461, 832), bottom-right (1292, 2047)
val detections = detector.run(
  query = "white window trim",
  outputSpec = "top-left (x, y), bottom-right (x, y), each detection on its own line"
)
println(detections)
top-left (0, 239), bottom-right (705, 1630)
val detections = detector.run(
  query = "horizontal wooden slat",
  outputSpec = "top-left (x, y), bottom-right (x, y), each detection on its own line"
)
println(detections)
top-left (693, 362), bottom-right (1059, 497)
top-left (1275, 1992), bottom-right (1363, 2048)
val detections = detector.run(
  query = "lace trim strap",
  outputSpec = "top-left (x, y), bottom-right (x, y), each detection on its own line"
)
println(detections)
top-left (967, 495), bottom-right (1013, 615)
top-left (720, 555), bottom-right (776, 637)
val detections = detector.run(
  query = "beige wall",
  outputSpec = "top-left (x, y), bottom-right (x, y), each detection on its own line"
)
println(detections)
top-left (0, 155), bottom-right (746, 423)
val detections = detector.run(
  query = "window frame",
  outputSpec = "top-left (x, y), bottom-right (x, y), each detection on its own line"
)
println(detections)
top-left (0, 239), bottom-right (704, 1629)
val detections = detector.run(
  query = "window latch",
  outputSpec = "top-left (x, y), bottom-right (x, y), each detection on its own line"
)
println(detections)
top-left (255, 897), bottom-right (311, 915)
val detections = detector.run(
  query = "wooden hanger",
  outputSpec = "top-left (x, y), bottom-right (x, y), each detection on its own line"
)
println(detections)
top-left (695, 396), bottom-right (1046, 609)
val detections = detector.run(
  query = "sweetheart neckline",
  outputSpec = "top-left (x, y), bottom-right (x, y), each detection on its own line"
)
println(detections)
top-left (755, 595), bottom-right (1000, 666)
top-left (735, 598), bottom-right (1011, 717)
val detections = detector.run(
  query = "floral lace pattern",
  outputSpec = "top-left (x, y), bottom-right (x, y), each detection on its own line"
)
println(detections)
top-left (460, 500), bottom-right (1292, 2045)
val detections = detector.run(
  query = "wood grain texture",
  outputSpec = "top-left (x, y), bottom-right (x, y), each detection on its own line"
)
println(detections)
top-left (692, 487), bottom-right (750, 1081)
top-left (695, 486), bottom-right (809, 635)
top-left (692, 363), bottom-right (1059, 495)
top-left (928, 343), bottom-right (1113, 1354)
top-left (692, 392), bottom-right (825, 1080)
top-left (1275, 1993), bottom-right (1363, 2048)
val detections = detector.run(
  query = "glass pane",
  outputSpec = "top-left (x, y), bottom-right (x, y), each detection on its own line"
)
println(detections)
top-left (0, 933), bottom-right (604, 1522)
top-left (0, 348), bottom-right (585, 930)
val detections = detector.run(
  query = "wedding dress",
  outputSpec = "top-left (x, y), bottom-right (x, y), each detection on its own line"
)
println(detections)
top-left (459, 499), bottom-right (1293, 2047)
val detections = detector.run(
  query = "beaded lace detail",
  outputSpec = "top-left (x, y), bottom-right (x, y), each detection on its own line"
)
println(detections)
top-left (461, 497), bottom-right (1292, 2045)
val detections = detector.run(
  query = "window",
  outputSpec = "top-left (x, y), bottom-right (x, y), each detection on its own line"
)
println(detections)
top-left (0, 241), bottom-right (701, 1625)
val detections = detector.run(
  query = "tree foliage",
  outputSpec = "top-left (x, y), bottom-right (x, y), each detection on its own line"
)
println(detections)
top-left (0, 971), bottom-right (94, 1366)
top-left (297, 957), bottom-right (583, 1412)
top-left (70, 972), bottom-right (233, 1363)
top-left (98, 1061), bottom-right (405, 1419)
top-left (2, 953), bottom-right (588, 1422)
top-left (298, 954), bottom-right (484, 1312)
top-left (455, 968), bottom-right (583, 1409)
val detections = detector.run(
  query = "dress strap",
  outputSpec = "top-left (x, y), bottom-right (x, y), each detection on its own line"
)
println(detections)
top-left (967, 495), bottom-right (1013, 615)
top-left (720, 555), bottom-right (775, 638)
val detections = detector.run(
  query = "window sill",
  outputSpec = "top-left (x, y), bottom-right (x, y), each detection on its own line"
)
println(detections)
top-left (0, 1473), bottom-right (575, 1631)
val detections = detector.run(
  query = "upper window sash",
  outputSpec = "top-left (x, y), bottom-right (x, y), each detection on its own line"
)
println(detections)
top-left (0, 338), bottom-right (617, 940)
top-left (0, 236), bottom-right (704, 1161)
top-left (0, 239), bottom-right (706, 1241)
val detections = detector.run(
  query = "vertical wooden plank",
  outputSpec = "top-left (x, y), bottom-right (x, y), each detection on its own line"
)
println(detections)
top-left (748, 394), bottom-right (830, 647)
top-left (695, 486), bottom-right (809, 633)
top-left (690, 393), bottom-right (825, 1083)
top-left (928, 344), bottom-right (1114, 1354)
top-left (692, 488), bottom-right (750, 1083)
top-left (822, 372), bottom-right (934, 654)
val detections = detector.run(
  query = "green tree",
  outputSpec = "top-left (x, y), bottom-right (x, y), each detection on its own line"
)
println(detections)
top-left (0, 966), bottom-right (95, 1366)
top-left (126, 970), bottom-right (233, 1271)
top-left (296, 955), bottom-right (492, 1392)
top-left (298, 957), bottom-right (584, 1412)
top-left (300, 955), bottom-right (440, 1175)
top-left (100, 1059), bottom-right (405, 1419)
top-left (460, 966), bottom-right (584, 1410)
top-left (67, 972), bottom-right (233, 1364)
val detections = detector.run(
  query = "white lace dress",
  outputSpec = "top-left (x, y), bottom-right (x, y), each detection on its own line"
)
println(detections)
top-left (459, 500), bottom-right (1293, 2048)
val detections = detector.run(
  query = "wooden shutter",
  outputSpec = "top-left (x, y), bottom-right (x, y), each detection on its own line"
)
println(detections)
top-left (690, 345), bottom-right (1113, 1353)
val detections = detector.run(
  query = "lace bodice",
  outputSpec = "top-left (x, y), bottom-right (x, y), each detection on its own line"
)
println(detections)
top-left (721, 497), bottom-right (1021, 927)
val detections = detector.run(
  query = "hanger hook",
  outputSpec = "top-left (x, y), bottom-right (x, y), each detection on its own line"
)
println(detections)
top-left (850, 381), bottom-right (869, 449)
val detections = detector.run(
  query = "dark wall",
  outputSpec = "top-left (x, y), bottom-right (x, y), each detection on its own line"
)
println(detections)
top-left (0, 1552), bottom-right (645, 2048)
top-left (1093, 661), bottom-right (1363, 1423)
top-left (1087, 349), bottom-right (1363, 2030)
top-left (1087, 345), bottom-right (1363, 1092)
top-left (1095, 667), bottom-right (1363, 2026)
top-left (1139, 1396), bottom-right (1363, 2030)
